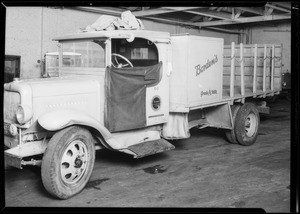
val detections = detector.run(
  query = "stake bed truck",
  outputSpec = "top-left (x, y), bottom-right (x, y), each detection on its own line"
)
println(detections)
top-left (4, 29), bottom-right (282, 199)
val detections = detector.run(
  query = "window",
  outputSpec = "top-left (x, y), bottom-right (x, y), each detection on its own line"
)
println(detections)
top-left (5, 55), bottom-right (20, 83)
top-left (111, 38), bottom-right (159, 67)
top-left (62, 40), bottom-right (106, 68)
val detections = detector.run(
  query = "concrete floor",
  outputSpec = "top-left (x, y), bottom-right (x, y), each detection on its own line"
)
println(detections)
top-left (4, 96), bottom-right (290, 212)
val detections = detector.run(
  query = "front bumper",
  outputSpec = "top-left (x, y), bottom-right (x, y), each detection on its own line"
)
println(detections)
top-left (4, 139), bottom-right (49, 169)
top-left (5, 152), bottom-right (23, 169)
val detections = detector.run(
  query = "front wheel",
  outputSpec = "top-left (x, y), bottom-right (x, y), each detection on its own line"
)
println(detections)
top-left (234, 103), bottom-right (260, 146)
top-left (41, 126), bottom-right (95, 199)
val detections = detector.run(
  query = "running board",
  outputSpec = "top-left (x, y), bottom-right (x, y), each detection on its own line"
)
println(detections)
top-left (127, 139), bottom-right (175, 159)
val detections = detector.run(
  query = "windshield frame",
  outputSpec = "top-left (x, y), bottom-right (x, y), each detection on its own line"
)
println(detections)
top-left (58, 38), bottom-right (111, 75)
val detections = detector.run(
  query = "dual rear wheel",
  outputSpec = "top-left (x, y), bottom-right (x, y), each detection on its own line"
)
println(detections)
top-left (225, 103), bottom-right (260, 146)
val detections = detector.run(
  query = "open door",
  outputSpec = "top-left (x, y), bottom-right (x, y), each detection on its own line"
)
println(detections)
top-left (105, 62), bottom-right (162, 132)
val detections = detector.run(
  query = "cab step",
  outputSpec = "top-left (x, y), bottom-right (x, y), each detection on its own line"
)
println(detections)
top-left (127, 138), bottom-right (175, 159)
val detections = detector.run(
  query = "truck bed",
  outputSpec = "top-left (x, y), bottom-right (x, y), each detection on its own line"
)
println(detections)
top-left (169, 35), bottom-right (282, 112)
top-left (221, 43), bottom-right (282, 103)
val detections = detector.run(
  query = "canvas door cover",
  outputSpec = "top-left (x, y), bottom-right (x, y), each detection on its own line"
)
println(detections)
top-left (105, 62), bottom-right (162, 132)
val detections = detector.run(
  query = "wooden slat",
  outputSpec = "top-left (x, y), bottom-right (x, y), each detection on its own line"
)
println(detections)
top-left (223, 66), bottom-right (282, 76)
top-left (224, 43), bottom-right (282, 48)
top-left (58, 44), bottom-right (62, 76)
top-left (224, 46), bottom-right (282, 58)
top-left (223, 57), bottom-right (282, 67)
top-left (230, 42), bottom-right (235, 98)
top-left (240, 43), bottom-right (245, 97)
top-left (223, 76), bottom-right (282, 90)
top-left (253, 44), bottom-right (257, 94)
top-left (263, 44), bottom-right (267, 92)
top-left (271, 44), bottom-right (275, 90)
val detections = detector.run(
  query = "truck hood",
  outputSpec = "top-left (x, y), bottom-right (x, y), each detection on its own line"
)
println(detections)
top-left (4, 76), bottom-right (100, 97)
top-left (4, 76), bottom-right (102, 125)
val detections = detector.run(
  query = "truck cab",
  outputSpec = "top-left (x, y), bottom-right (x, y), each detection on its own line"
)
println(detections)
top-left (4, 30), bottom-right (174, 199)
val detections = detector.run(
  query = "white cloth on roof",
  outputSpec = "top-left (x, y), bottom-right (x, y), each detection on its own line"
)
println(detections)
top-left (81, 10), bottom-right (144, 32)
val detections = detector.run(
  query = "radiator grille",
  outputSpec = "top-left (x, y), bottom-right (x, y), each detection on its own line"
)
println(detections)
top-left (4, 91), bottom-right (20, 124)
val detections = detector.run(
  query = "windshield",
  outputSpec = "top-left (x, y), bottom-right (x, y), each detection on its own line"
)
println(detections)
top-left (61, 40), bottom-right (105, 68)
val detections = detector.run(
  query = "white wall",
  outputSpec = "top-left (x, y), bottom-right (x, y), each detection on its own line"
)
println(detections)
top-left (248, 22), bottom-right (291, 74)
top-left (5, 7), bottom-right (43, 79)
top-left (5, 7), bottom-right (239, 78)
top-left (5, 7), bottom-right (103, 78)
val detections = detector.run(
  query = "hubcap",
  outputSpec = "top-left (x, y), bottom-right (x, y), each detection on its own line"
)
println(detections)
top-left (60, 140), bottom-right (88, 184)
top-left (244, 113), bottom-right (257, 137)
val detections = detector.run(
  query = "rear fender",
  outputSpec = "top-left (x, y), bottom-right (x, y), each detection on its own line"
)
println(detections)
top-left (37, 109), bottom-right (117, 149)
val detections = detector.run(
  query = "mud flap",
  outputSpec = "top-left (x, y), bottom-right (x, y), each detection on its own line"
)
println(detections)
top-left (127, 138), bottom-right (175, 159)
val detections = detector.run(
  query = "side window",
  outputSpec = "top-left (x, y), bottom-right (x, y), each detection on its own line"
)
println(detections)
top-left (111, 38), bottom-right (159, 67)
top-left (5, 55), bottom-right (20, 83)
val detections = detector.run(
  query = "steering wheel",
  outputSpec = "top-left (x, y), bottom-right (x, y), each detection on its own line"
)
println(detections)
top-left (111, 53), bottom-right (133, 68)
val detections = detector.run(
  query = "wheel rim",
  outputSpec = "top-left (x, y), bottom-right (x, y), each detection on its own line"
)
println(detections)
top-left (60, 140), bottom-right (88, 184)
top-left (244, 113), bottom-right (257, 137)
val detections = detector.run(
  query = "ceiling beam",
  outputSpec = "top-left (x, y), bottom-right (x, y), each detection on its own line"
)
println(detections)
top-left (72, 7), bottom-right (122, 16)
top-left (265, 3), bottom-right (291, 13)
top-left (70, 7), bottom-right (290, 32)
top-left (132, 7), bottom-right (202, 17)
top-left (163, 7), bottom-right (233, 20)
top-left (140, 16), bottom-right (244, 34)
top-left (235, 7), bottom-right (265, 16)
top-left (126, 7), bottom-right (140, 11)
top-left (190, 15), bottom-right (203, 22)
top-left (195, 14), bottom-right (291, 27)
top-left (273, 2), bottom-right (291, 10)
top-left (70, 6), bottom-right (244, 34)
top-left (234, 9), bottom-right (243, 19)
top-left (264, 7), bottom-right (274, 16)
top-left (217, 7), bottom-right (224, 12)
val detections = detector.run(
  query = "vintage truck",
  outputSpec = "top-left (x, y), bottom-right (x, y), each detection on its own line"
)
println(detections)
top-left (4, 29), bottom-right (282, 199)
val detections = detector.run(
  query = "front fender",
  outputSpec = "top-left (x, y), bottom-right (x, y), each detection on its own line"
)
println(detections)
top-left (37, 109), bottom-right (118, 149)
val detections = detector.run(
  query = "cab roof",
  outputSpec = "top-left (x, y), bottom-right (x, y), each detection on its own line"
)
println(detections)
top-left (53, 30), bottom-right (170, 43)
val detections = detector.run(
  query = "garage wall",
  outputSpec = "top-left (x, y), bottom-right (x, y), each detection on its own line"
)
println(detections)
top-left (5, 7), bottom-right (103, 79)
top-left (248, 22), bottom-right (291, 74)
top-left (4, 7), bottom-right (241, 78)
top-left (5, 7), bottom-right (43, 79)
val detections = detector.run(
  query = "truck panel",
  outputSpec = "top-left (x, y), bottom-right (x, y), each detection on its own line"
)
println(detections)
top-left (170, 35), bottom-right (224, 111)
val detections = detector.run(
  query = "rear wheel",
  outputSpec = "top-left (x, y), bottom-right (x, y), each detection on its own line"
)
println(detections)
top-left (41, 126), bottom-right (95, 199)
top-left (225, 104), bottom-right (241, 144)
top-left (234, 103), bottom-right (260, 146)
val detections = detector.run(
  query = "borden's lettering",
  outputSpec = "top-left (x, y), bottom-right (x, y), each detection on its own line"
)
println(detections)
top-left (195, 55), bottom-right (218, 76)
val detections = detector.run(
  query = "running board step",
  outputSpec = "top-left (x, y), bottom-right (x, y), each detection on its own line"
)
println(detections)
top-left (127, 139), bottom-right (175, 159)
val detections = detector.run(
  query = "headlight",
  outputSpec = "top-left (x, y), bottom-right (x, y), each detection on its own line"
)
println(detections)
top-left (16, 105), bottom-right (33, 124)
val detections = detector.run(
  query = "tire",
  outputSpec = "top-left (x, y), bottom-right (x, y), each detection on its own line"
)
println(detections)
top-left (41, 126), bottom-right (95, 199)
top-left (234, 103), bottom-right (260, 146)
top-left (225, 104), bottom-right (241, 144)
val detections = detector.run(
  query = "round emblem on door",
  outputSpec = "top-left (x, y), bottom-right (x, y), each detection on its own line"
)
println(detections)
top-left (152, 96), bottom-right (161, 111)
